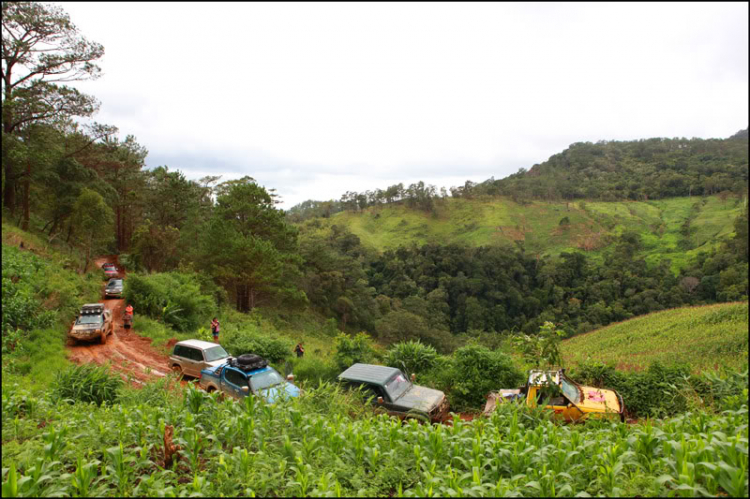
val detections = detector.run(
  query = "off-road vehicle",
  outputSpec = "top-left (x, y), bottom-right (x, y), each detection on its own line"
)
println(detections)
top-left (338, 363), bottom-right (449, 422)
top-left (68, 303), bottom-right (113, 344)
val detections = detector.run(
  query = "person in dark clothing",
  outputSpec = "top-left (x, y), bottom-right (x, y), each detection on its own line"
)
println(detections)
top-left (294, 343), bottom-right (305, 358)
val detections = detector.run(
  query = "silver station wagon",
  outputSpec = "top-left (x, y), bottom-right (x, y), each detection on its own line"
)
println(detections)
top-left (169, 339), bottom-right (231, 378)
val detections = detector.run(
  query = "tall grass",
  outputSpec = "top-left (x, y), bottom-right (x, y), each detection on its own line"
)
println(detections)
top-left (1, 376), bottom-right (747, 497)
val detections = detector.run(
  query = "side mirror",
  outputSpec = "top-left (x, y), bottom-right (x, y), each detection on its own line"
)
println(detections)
top-left (241, 386), bottom-right (249, 393)
top-left (410, 373), bottom-right (416, 382)
top-left (377, 396), bottom-right (384, 405)
top-left (286, 374), bottom-right (294, 382)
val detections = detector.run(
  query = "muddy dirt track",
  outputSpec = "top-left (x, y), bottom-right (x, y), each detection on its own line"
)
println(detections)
top-left (66, 255), bottom-right (171, 385)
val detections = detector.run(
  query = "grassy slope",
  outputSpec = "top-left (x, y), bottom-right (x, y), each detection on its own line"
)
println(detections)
top-left (560, 302), bottom-right (749, 372)
top-left (2, 222), bottom-right (345, 389)
top-left (308, 195), bottom-right (743, 272)
top-left (2, 222), bottom-right (102, 388)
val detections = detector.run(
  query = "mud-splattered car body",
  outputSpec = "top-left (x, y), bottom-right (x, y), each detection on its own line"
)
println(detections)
top-left (69, 303), bottom-right (113, 344)
top-left (484, 369), bottom-right (625, 422)
top-left (339, 363), bottom-right (449, 422)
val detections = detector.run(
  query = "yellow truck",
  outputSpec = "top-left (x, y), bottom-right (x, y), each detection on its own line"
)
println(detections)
top-left (484, 369), bottom-right (625, 423)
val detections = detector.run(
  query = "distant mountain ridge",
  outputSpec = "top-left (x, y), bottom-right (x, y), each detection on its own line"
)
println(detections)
top-left (476, 128), bottom-right (748, 202)
top-left (288, 129), bottom-right (748, 221)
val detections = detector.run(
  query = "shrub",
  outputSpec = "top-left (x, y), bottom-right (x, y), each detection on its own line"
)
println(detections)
top-left (445, 344), bottom-right (524, 411)
top-left (2, 246), bottom-right (66, 336)
top-left (124, 272), bottom-right (216, 331)
top-left (51, 364), bottom-right (123, 406)
top-left (570, 360), bottom-right (694, 418)
top-left (384, 340), bottom-right (438, 376)
top-left (514, 321), bottom-right (565, 368)
top-left (333, 332), bottom-right (378, 370)
top-left (291, 356), bottom-right (341, 386)
top-left (222, 330), bottom-right (293, 364)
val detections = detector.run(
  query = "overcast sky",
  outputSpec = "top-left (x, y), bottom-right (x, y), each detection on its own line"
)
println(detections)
top-left (62, 2), bottom-right (748, 209)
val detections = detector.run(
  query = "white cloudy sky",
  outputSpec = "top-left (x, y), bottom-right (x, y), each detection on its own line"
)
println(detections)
top-left (62, 2), bottom-right (748, 208)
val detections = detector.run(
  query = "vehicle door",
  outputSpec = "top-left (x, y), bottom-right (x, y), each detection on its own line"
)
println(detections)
top-left (222, 367), bottom-right (249, 399)
top-left (104, 310), bottom-right (113, 334)
top-left (182, 347), bottom-right (204, 378)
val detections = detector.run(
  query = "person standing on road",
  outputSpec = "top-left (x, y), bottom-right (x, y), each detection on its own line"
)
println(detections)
top-left (294, 342), bottom-right (305, 358)
top-left (211, 317), bottom-right (220, 343)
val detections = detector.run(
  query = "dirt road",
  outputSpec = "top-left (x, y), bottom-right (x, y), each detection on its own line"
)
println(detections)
top-left (66, 255), bottom-right (171, 385)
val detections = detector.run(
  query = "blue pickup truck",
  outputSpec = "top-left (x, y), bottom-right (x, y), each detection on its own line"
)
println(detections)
top-left (199, 362), bottom-right (300, 402)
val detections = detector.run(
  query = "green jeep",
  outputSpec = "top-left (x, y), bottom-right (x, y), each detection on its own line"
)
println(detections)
top-left (338, 363), bottom-right (449, 422)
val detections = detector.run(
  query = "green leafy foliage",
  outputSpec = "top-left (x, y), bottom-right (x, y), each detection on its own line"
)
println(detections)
top-left (222, 330), bottom-right (293, 364)
top-left (289, 356), bottom-right (341, 386)
top-left (1, 246), bottom-right (56, 338)
top-left (2, 376), bottom-right (747, 497)
top-left (51, 364), bottom-right (123, 406)
top-left (384, 340), bottom-right (438, 376)
top-left (426, 344), bottom-right (524, 411)
top-left (333, 332), bottom-right (379, 371)
top-left (124, 271), bottom-right (216, 331)
top-left (514, 321), bottom-right (565, 368)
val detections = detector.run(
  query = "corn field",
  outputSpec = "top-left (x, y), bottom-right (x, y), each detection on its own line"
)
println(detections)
top-left (2, 379), bottom-right (748, 497)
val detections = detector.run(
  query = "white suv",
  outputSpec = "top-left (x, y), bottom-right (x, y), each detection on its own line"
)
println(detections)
top-left (169, 339), bottom-right (230, 378)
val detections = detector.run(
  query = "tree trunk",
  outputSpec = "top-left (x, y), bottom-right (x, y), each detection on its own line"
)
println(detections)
top-left (116, 205), bottom-right (122, 251)
top-left (21, 159), bottom-right (31, 231)
top-left (3, 164), bottom-right (16, 215)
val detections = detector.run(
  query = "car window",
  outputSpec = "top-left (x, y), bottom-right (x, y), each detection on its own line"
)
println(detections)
top-left (384, 372), bottom-right (410, 400)
top-left (225, 368), bottom-right (247, 387)
top-left (250, 369), bottom-right (284, 391)
top-left (354, 383), bottom-right (383, 402)
top-left (204, 345), bottom-right (229, 362)
top-left (77, 315), bottom-right (103, 325)
top-left (561, 378), bottom-right (581, 404)
top-left (173, 345), bottom-right (185, 357)
top-left (189, 348), bottom-right (204, 362)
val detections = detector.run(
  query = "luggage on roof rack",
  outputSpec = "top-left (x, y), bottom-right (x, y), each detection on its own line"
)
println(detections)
top-left (80, 304), bottom-right (104, 315)
top-left (229, 354), bottom-right (268, 371)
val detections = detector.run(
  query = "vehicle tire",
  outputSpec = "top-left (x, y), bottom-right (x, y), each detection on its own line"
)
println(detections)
top-left (171, 364), bottom-right (183, 380)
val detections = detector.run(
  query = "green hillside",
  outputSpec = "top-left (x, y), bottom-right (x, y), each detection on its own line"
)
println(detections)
top-left (560, 302), bottom-right (749, 372)
top-left (305, 195), bottom-right (743, 271)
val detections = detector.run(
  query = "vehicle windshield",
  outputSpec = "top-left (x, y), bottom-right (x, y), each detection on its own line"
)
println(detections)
top-left (203, 345), bottom-right (229, 362)
top-left (250, 369), bottom-right (285, 391)
top-left (107, 280), bottom-right (122, 288)
top-left (384, 372), bottom-right (411, 400)
top-left (561, 378), bottom-right (581, 404)
top-left (77, 315), bottom-right (103, 325)
top-left (103, 264), bottom-right (114, 270)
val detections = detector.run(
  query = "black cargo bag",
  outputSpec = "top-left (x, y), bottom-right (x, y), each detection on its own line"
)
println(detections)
top-left (232, 354), bottom-right (268, 371)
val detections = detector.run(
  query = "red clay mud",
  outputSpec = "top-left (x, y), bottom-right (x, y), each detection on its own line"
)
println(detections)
top-left (66, 255), bottom-right (170, 386)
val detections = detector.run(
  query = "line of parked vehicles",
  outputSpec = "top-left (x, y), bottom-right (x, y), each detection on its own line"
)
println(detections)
top-left (68, 264), bottom-right (125, 345)
top-left (70, 261), bottom-right (625, 423)
top-left (168, 339), bottom-right (625, 423)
